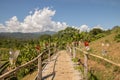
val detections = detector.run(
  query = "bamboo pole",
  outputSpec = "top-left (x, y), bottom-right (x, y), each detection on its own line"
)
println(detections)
top-left (0, 52), bottom-right (43, 80)
top-left (0, 47), bottom-right (55, 79)
top-left (37, 56), bottom-right (42, 80)
top-left (89, 53), bottom-right (120, 67)
top-left (73, 47), bottom-right (76, 58)
top-left (75, 47), bottom-right (120, 80)
top-left (48, 48), bottom-right (51, 61)
top-left (54, 45), bottom-right (56, 53)
top-left (68, 46), bottom-right (71, 57)
top-left (84, 53), bottom-right (88, 80)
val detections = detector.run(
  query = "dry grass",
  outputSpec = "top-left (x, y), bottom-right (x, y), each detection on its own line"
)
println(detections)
top-left (75, 32), bottom-right (120, 80)
top-left (22, 71), bottom-right (37, 80)
top-left (90, 33), bottom-right (120, 63)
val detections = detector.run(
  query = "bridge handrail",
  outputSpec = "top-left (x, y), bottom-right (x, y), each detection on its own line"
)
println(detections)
top-left (0, 47), bottom-right (55, 80)
top-left (75, 47), bottom-right (120, 67)
top-left (68, 46), bottom-right (120, 80)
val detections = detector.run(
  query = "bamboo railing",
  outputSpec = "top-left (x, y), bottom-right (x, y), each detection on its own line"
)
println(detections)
top-left (75, 47), bottom-right (120, 67)
top-left (66, 46), bottom-right (120, 80)
top-left (75, 47), bottom-right (120, 80)
top-left (0, 47), bottom-right (56, 80)
top-left (1, 45), bottom-right (119, 80)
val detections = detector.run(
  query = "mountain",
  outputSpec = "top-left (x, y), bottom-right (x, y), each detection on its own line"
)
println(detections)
top-left (0, 31), bottom-right (56, 39)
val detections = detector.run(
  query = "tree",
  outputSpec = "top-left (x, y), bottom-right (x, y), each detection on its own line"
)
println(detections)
top-left (39, 34), bottom-right (51, 42)
top-left (90, 28), bottom-right (103, 35)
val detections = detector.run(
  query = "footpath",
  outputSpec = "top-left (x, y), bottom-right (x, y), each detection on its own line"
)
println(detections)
top-left (22, 50), bottom-right (82, 80)
top-left (42, 50), bottom-right (82, 80)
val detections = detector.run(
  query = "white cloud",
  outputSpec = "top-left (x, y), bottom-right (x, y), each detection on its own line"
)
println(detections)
top-left (71, 26), bottom-right (78, 29)
top-left (78, 25), bottom-right (90, 32)
top-left (0, 7), bottom-right (68, 33)
top-left (92, 25), bottom-right (104, 30)
top-left (5, 16), bottom-right (21, 32)
top-left (78, 25), bottom-right (105, 32)
top-left (0, 24), bottom-right (6, 32)
top-left (70, 24), bottom-right (105, 32)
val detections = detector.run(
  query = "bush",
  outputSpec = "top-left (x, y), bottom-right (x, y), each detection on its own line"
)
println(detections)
top-left (114, 33), bottom-right (120, 42)
top-left (95, 33), bottom-right (105, 39)
top-left (72, 58), bottom-right (79, 62)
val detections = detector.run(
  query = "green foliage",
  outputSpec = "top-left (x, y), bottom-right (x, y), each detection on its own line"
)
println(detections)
top-left (90, 28), bottom-right (104, 35)
top-left (88, 28), bottom-right (107, 41)
top-left (112, 26), bottom-right (120, 33)
top-left (88, 69), bottom-right (115, 80)
top-left (57, 27), bottom-right (80, 42)
top-left (39, 34), bottom-right (51, 42)
top-left (88, 71), bottom-right (98, 80)
top-left (17, 43), bottom-right (39, 65)
top-left (113, 66), bottom-right (120, 73)
top-left (74, 65), bottom-right (83, 72)
top-left (16, 68), bottom-right (30, 80)
top-left (80, 32), bottom-right (91, 41)
top-left (95, 33), bottom-right (105, 39)
top-left (0, 61), bottom-right (9, 75)
top-left (114, 33), bottom-right (120, 42)
top-left (72, 58), bottom-right (79, 62)
top-left (0, 49), bottom-right (9, 60)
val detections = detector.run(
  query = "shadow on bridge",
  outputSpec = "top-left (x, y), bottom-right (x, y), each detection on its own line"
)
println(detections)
top-left (42, 53), bottom-right (59, 80)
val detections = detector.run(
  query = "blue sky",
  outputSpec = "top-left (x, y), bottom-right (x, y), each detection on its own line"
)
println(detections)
top-left (0, 0), bottom-right (120, 32)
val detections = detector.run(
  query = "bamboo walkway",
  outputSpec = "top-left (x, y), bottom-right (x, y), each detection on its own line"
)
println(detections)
top-left (42, 50), bottom-right (82, 80)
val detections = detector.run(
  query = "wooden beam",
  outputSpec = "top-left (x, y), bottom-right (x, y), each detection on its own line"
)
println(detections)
top-left (37, 56), bottom-right (42, 80)
top-left (84, 54), bottom-right (88, 80)
top-left (75, 47), bottom-right (120, 67)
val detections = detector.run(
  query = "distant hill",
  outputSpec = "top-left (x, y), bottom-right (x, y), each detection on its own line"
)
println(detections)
top-left (0, 31), bottom-right (56, 39)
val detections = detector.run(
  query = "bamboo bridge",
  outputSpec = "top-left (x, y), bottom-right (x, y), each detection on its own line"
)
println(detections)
top-left (0, 45), bottom-right (120, 80)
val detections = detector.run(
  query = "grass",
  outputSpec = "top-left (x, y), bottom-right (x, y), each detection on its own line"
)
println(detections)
top-left (75, 32), bottom-right (120, 80)
top-left (0, 61), bottom-right (9, 75)
top-left (90, 33), bottom-right (120, 63)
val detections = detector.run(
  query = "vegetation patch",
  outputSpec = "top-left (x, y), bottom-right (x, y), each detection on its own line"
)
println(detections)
top-left (114, 33), bottom-right (120, 42)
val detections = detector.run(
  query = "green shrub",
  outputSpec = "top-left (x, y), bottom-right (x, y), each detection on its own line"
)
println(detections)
top-left (114, 33), bottom-right (120, 42)
top-left (72, 58), bottom-right (79, 62)
top-left (74, 65), bottom-right (83, 72)
top-left (113, 66), bottom-right (120, 73)
top-left (95, 33), bottom-right (105, 39)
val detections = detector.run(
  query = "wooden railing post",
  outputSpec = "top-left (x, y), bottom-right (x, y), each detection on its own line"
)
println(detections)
top-left (37, 56), bottom-right (42, 80)
top-left (54, 43), bottom-right (56, 54)
top-left (73, 47), bottom-right (76, 58)
top-left (75, 47), bottom-right (120, 80)
top-left (48, 48), bottom-right (51, 61)
top-left (69, 47), bottom-right (72, 57)
top-left (1, 78), bottom-right (4, 80)
top-left (0, 47), bottom-right (55, 80)
top-left (84, 53), bottom-right (88, 80)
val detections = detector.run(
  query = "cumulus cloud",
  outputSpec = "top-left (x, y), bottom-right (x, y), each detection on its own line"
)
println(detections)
top-left (92, 25), bottom-right (104, 30)
top-left (0, 24), bottom-right (6, 32)
top-left (71, 24), bottom-right (105, 32)
top-left (0, 7), bottom-right (68, 33)
top-left (78, 25), bottom-right (90, 32)
top-left (5, 16), bottom-right (21, 32)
